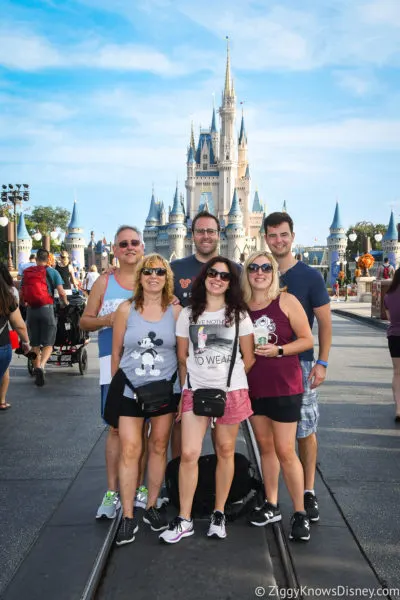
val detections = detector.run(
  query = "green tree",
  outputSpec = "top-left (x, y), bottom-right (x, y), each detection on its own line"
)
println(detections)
top-left (25, 206), bottom-right (71, 252)
top-left (345, 222), bottom-right (387, 261)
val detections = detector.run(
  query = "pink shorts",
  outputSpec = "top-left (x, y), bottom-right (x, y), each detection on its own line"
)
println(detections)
top-left (182, 388), bottom-right (253, 425)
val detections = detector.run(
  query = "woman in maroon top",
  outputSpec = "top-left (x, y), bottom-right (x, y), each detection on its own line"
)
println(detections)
top-left (241, 251), bottom-right (314, 542)
top-left (384, 267), bottom-right (400, 422)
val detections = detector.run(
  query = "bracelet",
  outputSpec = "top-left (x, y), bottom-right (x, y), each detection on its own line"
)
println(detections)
top-left (316, 359), bottom-right (328, 368)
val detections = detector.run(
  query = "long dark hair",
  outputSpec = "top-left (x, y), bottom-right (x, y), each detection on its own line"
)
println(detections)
top-left (387, 267), bottom-right (400, 294)
top-left (190, 256), bottom-right (247, 325)
top-left (0, 263), bottom-right (17, 317)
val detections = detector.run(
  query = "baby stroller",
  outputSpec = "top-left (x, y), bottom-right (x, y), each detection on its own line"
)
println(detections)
top-left (27, 291), bottom-right (90, 376)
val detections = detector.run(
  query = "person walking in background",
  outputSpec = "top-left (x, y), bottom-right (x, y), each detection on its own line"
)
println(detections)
top-left (55, 250), bottom-right (79, 291)
top-left (80, 225), bottom-right (146, 520)
top-left (83, 265), bottom-right (100, 296)
top-left (333, 280), bottom-right (340, 302)
top-left (20, 249), bottom-right (68, 387)
top-left (384, 268), bottom-right (400, 422)
top-left (104, 254), bottom-right (181, 546)
top-left (160, 257), bottom-right (255, 544)
top-left (17, 253), bottom-right (36, 280)
top-left (264, 212), bottom-right (332, 524)
top-left (378, 258), bottom-right (395, 280)
top-left (241, 251), bottom-right (314, 542)
top-left (0, 263), bottom-right (31, 410)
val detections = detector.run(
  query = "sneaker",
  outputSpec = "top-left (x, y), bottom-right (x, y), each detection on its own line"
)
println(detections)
top-left (304, 492), bottom-right (319, 522)
top-left (156, 486), bottom-right (169, 508)
top-left (96, 491), bottom-right (121, 520)
top-left (207, 511), bottom-right (227, 539)
top-left (289, 512), bottom-right (311, 542)
top-left (115, 516), bottom-right (139, 546)
top-left (134, 485), bottom-right (148, 509)
top-left (249, 501), bottom-right (282, 527)
top-left (159, 516), bottom-right (194, 544)
top-left (34, 367), bottom-right (45, 387)
top-left (143, 506), bottom-right (168, 532)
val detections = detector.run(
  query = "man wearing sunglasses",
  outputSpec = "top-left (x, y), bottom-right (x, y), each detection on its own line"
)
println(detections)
top-left (80, 225), bottom-right (145, 519)
top-left (264, 212), bottom-right (331, 525)
top-left (55, 251), bottom-right (79, 291)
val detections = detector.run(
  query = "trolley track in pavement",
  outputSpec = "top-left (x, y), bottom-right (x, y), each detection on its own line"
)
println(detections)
top-left (82, 419), bottom-right (300, 600)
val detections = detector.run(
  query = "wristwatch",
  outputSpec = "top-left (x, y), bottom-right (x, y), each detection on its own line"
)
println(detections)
top-left (277, 346), bottom-right (284, 357)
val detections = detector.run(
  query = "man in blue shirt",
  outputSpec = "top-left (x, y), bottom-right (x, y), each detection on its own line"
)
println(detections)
top-left (264, 212), bottom-right (332, 523)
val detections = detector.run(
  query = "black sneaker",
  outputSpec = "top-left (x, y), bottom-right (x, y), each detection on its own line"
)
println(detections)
top-left (249, 501), bottom-right (282, 527)
top-left (142, 506), bottom-right (168, 532)
top-left (115, 516), bottom-right (139, 546)
top-left (289, 512), bottom-right (310, 542)
top-left (304, 492), bottom-right (319, 522)
top-left (34, 367), bottom-right (45, 387)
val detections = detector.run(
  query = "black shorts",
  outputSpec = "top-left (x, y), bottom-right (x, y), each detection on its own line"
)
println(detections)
top-left (388, 336), bottom-right (400, 358)
top-left (251, 394), bottom-right (302, 423)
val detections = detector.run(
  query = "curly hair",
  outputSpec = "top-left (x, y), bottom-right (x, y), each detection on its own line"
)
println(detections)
top-left (190, 256), bottom-right (247, 325)
top-left (132, 253), bottom-right (174, 312)
top-left (241, 251), bottom-right (281, 305)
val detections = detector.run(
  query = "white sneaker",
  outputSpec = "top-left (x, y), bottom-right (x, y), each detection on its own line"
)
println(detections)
top-left (207, 511), bottom-right (227, 539)
top-left (96, 491), bottom-right (121, 519)
top-left (134, 485), bottom-right (148, 509)
top-left (159, 516), bottom-right (194, 544)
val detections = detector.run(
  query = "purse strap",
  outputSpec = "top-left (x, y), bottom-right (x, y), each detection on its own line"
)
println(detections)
top-left (187, 312), bottom-right (240, 391)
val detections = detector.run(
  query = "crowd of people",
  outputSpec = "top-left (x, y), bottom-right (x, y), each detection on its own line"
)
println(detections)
top-left (77, 210), bottom-right (333, 546)
top-left (3, 210), bottom-right (398, 549)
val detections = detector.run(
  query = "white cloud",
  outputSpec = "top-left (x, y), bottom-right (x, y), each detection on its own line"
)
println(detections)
top-left (333, 70), bottom-right (381, 96)
top-left (360, 0), bottom-right (400, 27)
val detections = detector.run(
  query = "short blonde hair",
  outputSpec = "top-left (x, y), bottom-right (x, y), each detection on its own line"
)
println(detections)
top-left (89, 264), bottom-right (98, 272)
top-left (133, 253), bottom-right (174, 311)
top-left (241, 251), bottom-right (281, 304)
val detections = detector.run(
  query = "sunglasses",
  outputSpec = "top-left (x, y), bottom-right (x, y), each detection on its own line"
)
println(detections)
top-left (194, 228), bottom-right (219, 236)
top-left (247, 263), bottom-right (273, 274)
top-left (206, 267), bottom-right (231, 282)
top-left (141, 267), bottom-right (167, 276)
top-left (118, 240), bottom-right (141, 249)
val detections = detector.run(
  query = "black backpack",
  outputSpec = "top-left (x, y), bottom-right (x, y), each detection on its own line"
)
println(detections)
top-left (165, 453), bottom-right (262, 520)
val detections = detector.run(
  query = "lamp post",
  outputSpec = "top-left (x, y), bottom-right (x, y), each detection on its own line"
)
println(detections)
top-left (1, 184), bottom-right (30, 269)
top-left (303, 251), bottom-right (309, 264)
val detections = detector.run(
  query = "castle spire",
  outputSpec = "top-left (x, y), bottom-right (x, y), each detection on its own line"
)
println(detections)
top-left (252, 190), bottom-right (263, 213)
top-left (238, 110), bottom-right (247, 145)
top-left (170, 183), bottom-right (184, 216)
top-left (224, 36), bottom-right (233, 98)
top-left (211, 106), bottom-right (217, 133)
top-left (330, 201), bottom-right (343, 230)
top-left (145, 189), bottom-right (159, 223)
top-left (17, 212), bottom-right (31, 240)
top-left (190, 121), bottom-right (195, 150)
top-left (383, 210), bottom-right (398, 241)
top-left (68, 199), bottom-right (81, 230)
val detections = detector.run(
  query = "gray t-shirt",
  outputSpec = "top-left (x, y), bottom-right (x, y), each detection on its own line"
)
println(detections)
top-left (119, 304), bottom-right (177, 398)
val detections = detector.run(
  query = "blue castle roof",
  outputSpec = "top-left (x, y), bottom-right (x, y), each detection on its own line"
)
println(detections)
top-left (68, 200), bottom-right (81, 230)
top-left (245, 164), bottom-right (250, 178)
top-left (146, 191), bottom-right (159, 222)
top-left (187, 146), bottom-right (195, 164)
top-left (211, 107), bottom-right (217, 133)
top-left (239, 114), bottom-right (247, 145)
top-left (228, 189), bottom-right (242, 217)
top-left (196, 132), bottom-right (216, 165)
top-left (252, 191), bottom-right (263, 212)
top-left (383, 210), bottom-right (398, 241)
top-left (17, 213), bottom-right (31, 240)
top-left (170, 186), bottom-right (184, 216)
top-left (330, 202), bottom-right (343, 230)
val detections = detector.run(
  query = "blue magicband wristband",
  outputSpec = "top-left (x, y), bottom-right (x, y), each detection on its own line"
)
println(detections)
top-left (316, 359), bottom-right (328, 367)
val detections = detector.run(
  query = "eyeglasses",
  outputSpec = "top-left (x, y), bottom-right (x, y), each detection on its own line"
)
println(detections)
top-left (206, 268), bottom-right (231, 282)
top-left (118, 240), bottom-right (141, 249)
top-left (141, 267), bottom-right (167, 276)
top-left (247, 263), bottom-right (273, 274)
top-left (60, 255), bottom-right (68, 259)
top-left (194, 228), bottom-right (219, 236)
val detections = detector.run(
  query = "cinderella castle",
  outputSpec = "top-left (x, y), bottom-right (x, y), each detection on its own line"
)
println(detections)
top-left (142, 43), bottom-right (266, 262)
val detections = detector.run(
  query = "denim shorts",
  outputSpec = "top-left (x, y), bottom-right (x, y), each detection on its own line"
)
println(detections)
top-left (297, 360), bottom-right (319, 439)
top-left (0, 344), bottom-right (12, 380)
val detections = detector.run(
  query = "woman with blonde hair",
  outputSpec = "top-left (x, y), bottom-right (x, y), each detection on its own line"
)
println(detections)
top-left (241, 251), bottom-right (314, 542)
top-left (104, 254), bottom-right (181, 546)
top-left (83, 264), bottom-right (99, 295)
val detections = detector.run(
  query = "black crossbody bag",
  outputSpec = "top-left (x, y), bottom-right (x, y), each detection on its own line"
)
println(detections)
top-left (125, 373), bottom-right (177, 413)
top-left (188, 315), bottom-right (239, 419)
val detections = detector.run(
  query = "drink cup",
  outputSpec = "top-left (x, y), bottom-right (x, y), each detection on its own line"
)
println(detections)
top-left (254, 326), bottom-right (269, 347)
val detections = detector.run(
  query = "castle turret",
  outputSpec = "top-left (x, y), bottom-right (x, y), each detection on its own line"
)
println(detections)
top-left (219, 38), bottom-right (237, 220)
top-left (168, 185), bottom-right (186, 260)
top-left (248, 190), bottom-right (264, 240)
top-left (185, 142), bottom-right (196, 218)
top-left (65, 200), bottom-right (85, 268)
top-left (17, 212), bottom-right (32, 266)
top-left (259, 212), bottom-right (268, 251)
top-left (327, 202), bottom-right (347, 286)
top-left (210, 104), bottom-right (220, 163)
top-left (225, 189), bottom-right (244, 261)
top-left (382, 210), bottom-right (400, 269)
top-left (143, 189), bottom-right (160, 254)
top-left (238, 111), bottom-right (248, 179)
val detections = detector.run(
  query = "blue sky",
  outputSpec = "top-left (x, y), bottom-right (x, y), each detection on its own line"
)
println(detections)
top-left (0, 0), bottom-right (399, 246)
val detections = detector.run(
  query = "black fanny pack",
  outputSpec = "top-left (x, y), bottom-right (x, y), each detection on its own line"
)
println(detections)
top-left (126, 374), bottom-right (176, 413)
top-left (189, 315), bottom-right (239, 419)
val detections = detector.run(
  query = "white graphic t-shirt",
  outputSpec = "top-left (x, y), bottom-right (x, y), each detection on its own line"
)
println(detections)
top-left (176, 307), bottom-right (253, 392)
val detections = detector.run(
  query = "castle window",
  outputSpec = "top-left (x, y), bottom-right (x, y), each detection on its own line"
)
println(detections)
top-left (313, 256), bottom-right (318, 265)
top-left (203, 154), bottom-right (208, 160)
top-left (226, 154), bottom-right (229, 160)
top-left (203, 164), bottom-right (207, 170)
